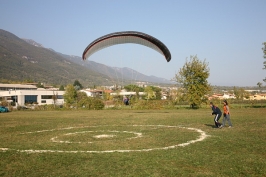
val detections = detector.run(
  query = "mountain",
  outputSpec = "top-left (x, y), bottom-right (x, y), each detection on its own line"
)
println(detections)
top-left (0, 29), bottom-right (172, 87)
top-left (58, 53), bottom-right (172, 85)
top-left (21, 38), bottom-right (44, 48)
top-left (0, 29), bottom-right (111, 86)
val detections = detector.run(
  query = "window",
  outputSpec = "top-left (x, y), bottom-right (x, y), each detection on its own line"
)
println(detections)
top-left (25, 95), bottom-right (37, 104)
top-left (41, 95), bottom-right (63, 99)
top-left (41, 95), bottom-right (53, 99)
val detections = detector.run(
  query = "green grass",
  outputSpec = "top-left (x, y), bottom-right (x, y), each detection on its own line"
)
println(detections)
top-left (0, 108), bottom-right (265, 177)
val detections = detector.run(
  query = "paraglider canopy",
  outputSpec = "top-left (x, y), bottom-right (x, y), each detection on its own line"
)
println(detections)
top-left (82, 31), bottom-right (171, 62)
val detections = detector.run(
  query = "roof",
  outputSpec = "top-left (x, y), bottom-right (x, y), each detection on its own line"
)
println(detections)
top-left (0, 84), bottom-right (37, 89)
top-left (104, 90), bottom-right (113, 93)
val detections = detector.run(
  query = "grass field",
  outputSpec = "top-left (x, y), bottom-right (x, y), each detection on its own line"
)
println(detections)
top-left (0, 108), bottom-right (265, 177)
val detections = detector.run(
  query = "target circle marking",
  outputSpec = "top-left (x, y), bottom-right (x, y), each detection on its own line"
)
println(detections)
top-left (0, 125), bottom-right (209, 153)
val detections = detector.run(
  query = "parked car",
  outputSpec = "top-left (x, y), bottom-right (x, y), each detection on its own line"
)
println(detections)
top-left (0, 106), bottom-right (9, 113)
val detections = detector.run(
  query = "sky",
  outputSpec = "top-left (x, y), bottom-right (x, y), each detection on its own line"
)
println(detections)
top-left (1, 0), bottom-right (266, 87)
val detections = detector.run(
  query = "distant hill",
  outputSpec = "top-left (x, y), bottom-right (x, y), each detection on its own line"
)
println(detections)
top-left (0, 29), bottom-right (115, 86)
top-left (0, 29), bottom-right (172, 87)
top-left (58, 53), bottom-right (173, 84)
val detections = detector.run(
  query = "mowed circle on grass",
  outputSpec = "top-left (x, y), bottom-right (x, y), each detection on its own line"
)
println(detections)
top-left (0, 125), bottom-right (209, 153)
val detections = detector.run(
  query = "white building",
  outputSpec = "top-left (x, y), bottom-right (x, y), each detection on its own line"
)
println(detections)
top-left (222, 93), bottom-right (236, 99)
top-left (80, 89), bottom-right (103, 98)
top-left (0, 84), bottom-right (65, 106)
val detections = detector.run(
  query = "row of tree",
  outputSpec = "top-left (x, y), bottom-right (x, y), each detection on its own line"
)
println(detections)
top-left (62, 55), bottom-right (211, 109)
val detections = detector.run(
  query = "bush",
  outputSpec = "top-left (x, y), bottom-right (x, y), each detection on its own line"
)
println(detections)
top-left (78, 97), bottom-right (105, 110)
top-left (17, 106), bottom-right (29, 111)
top-left (0, 100), bottom-right (9, 107)
top-left (89, 98), bottom-right (104, 110)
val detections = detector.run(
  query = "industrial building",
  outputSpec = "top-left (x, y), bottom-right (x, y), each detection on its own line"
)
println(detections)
top-left (0, 84), bottom-right (65, 107)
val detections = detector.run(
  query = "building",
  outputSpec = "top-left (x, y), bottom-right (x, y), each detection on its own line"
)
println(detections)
top-left (209, 93), bottom-right (236, 100)
top-left (0, 84), bottom-right (64, 107)
top-left (249, 94), bottom-right (266, 100)
top-left (110, 90), bottom-right (146, 96)
top-left (0, 84), bottom-right (37, 91)
top-left (80, 89), bottom-right (103, 98)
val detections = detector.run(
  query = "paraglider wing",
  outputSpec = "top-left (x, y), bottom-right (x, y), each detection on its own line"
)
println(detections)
top-left (82, 31), bottom-right (171, 62)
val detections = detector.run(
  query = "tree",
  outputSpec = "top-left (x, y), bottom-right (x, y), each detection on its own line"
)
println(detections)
top-left (144, 86), bottom-right (156, 100)
top-left (77, 92), bottom-right (89, 108)
top-left (63, 84), bottom-right (77, 106)
top-left (76, 92), bottom-right (104, 110)
top-left (150, 86), bottom-right (162, 100)
top-left (174, 55), bottom-right (211, 108)
top-left (233, 87), bottom-right (249, 108)
top-left (124, 84), bottom-right (144, 92)
top-left (73, 80), bottom-right (83, 90)
top-left (233, 87), bottom-right (249, 100)
top-left (169, 88), bottom-right (184, 104)
top-left (233, 87), bottom-right (240, 100)
top-left (36, 82), bottom-right (44, 88)
top-left (124, 84), bottom-right (145, 102)
top-left (59, 85), bottom-right (65, 91)
top-left (257, 82), bottom-right (263, 88)
top-left (143, 86), bottom-right (162, 100)
top-left (52, 91), bottom-right (58, 108)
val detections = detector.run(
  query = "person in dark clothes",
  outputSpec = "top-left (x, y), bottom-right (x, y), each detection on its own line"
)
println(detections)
top-left (123, 96), bottom-right (129, 105)
top-left (210, 102), bottom-right (222, 128)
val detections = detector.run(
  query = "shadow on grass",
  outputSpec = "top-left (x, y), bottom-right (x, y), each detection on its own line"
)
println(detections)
top-left (204, 124), bottom-right (218, 128)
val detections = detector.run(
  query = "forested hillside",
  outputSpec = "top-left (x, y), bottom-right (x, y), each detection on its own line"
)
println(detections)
top-left (0, 29), bottom-right (111, 86)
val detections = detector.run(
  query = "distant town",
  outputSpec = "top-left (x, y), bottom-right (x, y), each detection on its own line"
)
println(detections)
top-left (0, 83), bottom-right (265, 109)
